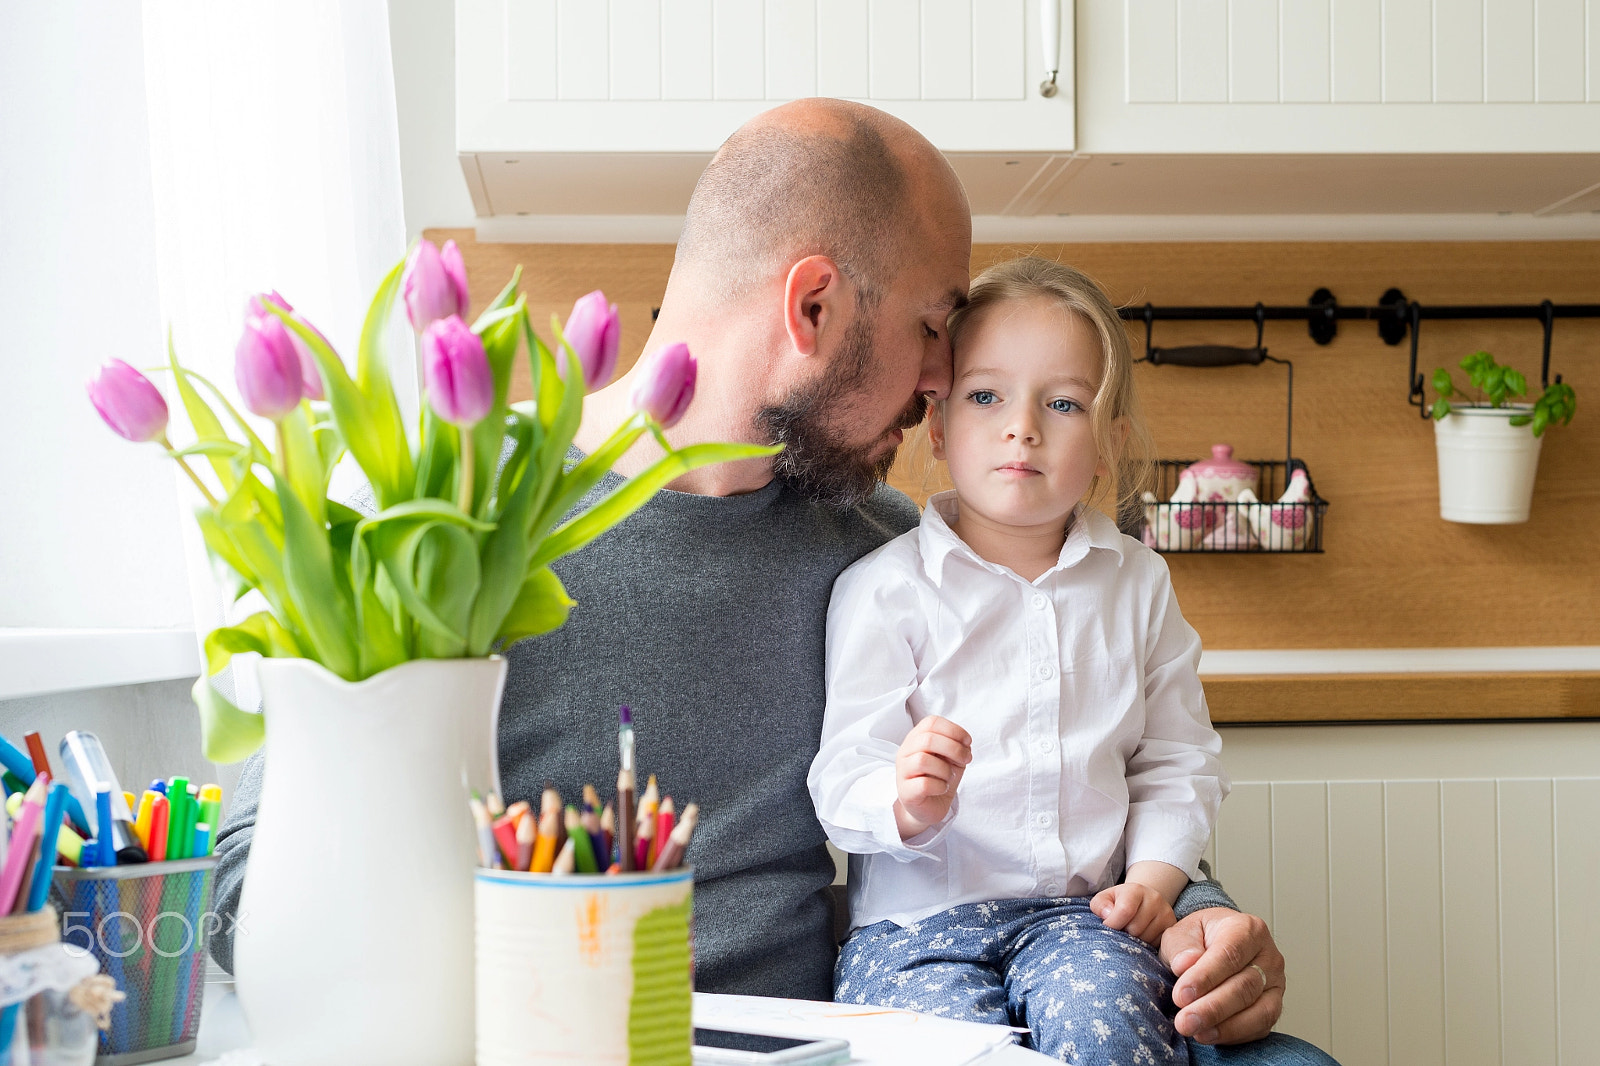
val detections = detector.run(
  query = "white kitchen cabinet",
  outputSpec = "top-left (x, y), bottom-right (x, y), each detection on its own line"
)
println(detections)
top-left (1079, 0), bottom-right (1600, 153)
top-left (457, 0), bottom-right (1075, 216)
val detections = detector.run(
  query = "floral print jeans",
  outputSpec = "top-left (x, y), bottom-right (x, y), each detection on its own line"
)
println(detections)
top-left (835, 898), bottom-right (1187, 1065)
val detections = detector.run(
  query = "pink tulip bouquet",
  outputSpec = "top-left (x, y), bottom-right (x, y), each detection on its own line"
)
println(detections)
top-left (87, 241), bottom-right (774, 762)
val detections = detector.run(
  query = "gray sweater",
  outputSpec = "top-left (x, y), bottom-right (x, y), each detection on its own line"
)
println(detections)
top-left (209, 470), bottom-right (1235, 996)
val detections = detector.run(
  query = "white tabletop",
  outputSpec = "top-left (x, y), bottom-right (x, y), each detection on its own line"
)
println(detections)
top-left (171, 978), bottom-right (1053, 1065)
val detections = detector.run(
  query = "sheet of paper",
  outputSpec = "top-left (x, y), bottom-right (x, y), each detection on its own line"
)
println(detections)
top-left (694, 992), bottom-right (1026, 1066)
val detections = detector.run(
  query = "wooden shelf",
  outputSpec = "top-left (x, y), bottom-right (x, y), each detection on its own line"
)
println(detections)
top-left (1204, 671), bottom-right (1600, 723)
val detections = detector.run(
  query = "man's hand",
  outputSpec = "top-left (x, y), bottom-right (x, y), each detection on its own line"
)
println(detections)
top-left (893, 715), bottom-right (971, 840)
top-left (1090, 882), bottom-right (1176, 946)
top-left (1159, 907), bottom-right (1285, 1045)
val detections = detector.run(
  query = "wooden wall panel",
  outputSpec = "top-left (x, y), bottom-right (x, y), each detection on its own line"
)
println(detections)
top-left (434, 231), bottom-right (1600, 653)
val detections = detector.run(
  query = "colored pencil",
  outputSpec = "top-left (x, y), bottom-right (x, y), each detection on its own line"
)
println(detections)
top-left (599, 803), bottom-right (615, 867)
top-left (616, 707), bottom-right (636, 871)
top-left (24, 782), bottom-right (70, 913)
top-left (530, 804), bottom-right (560, 873)
top-left (491, 813), bottom-right (521, 868)
top-left (485, 791), bottom-right (505, 818)
top-left (551, 836), bottom-right (577, 874)
top-left (565, 807), bottom-right (598, 874)
top-left (0, 781), bottom-right (44, 912)
top-left (634, 815), bottom-right (654, 872)
top-left (515, 811), bottom-right (535, 872)
top-left (654, 797), bottom-right (675, 869)
top-left (637, 774), bottom-right (659, 835)
top-left (651, 803), bottom-right (698, 872)
top-left (469, 796), bottom-right (497, 868)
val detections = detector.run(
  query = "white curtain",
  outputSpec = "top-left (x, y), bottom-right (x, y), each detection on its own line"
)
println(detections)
top-left (141, 0), bottom-right (413, 705)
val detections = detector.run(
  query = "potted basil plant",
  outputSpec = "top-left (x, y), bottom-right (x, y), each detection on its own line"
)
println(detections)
top-left (1429, 349), bottom-right (1577, 523)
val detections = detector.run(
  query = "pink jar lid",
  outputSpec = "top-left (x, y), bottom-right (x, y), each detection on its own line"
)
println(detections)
top-left (1185, 444), bottom-right (1256, 480)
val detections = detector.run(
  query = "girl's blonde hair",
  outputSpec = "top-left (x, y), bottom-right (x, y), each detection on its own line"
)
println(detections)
top-left (947, 257), bottom-right (1153, 523)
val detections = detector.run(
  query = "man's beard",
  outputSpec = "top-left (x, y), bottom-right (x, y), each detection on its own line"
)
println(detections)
top-left (758, 315), bottom-right (928, 509)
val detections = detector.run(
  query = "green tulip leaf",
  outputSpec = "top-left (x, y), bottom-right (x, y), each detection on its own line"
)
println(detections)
top-left (530, 441), bottom-right (783, 570)
top-left (494, 566), bottom-right (575, 650)
top-left (354, 257), bottom-right (417, 499)
top-left (279, 405), bottom-right (327, 527)
top-left (467, 296), bottom-right (526, 516)
top-left (271, 469), bottom-right (359, 679)
top-left (190, 611), bottom-right (301, 763)
top-left (414, 523), bottom-right (481, 659)
top-left (467, 417), bottom-right (542, 655)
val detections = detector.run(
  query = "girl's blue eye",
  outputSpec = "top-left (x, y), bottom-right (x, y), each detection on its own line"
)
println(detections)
top-left (1049, 398), bottom-right (1082, 414)
top-left (968, 390), bottom-right (997, 405)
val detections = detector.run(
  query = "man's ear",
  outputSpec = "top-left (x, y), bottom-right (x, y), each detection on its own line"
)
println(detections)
top-left (929, 403), bottom-right (948, 461)
top-left (783, 255), bottom-right (848, 358)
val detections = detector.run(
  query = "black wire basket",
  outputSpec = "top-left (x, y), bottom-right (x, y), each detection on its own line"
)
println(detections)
top-left (1124, 321), bottom-right (1329, 553)
top-left (1123, 459), bottom-right (1328, 553)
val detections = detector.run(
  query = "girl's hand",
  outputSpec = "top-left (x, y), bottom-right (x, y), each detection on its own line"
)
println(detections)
top-left (893, 715), bottom-right (972, 840)
top-left (1092, 882), bottom-right (1177, 946)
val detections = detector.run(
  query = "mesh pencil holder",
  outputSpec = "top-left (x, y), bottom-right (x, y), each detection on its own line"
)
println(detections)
top-left (50, 858), bottom-right (218, 1066)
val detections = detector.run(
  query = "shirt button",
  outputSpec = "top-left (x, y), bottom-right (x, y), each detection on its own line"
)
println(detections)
top-left (1037, 738), bottom-right (1055, 754)
top-left (1037, 664), bottom-right (1054, 680)
top-left (1043, 882), bottom-right (1061, 896)
top-left (1035, 812), bottom-right (1053, 829)
top-left (1032, 594), bottom-right (1047, 610)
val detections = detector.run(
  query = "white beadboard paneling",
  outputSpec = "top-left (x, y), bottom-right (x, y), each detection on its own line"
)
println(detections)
top-left (1498, 780), bottom-right (1558, 1065)
top-left (869, 0), bottom-right (921, 98)
top-left (1178, 0), bottom-right (1228, 101)
top-left (766, 0), bottom-right (818, 98)
top-left (1330, 0), bottom-right (1382, 100)
top-left (1127, 0), bottom-right (1180, 101)
top-left (1228, 0), bottom-right (1279, 102)
top-left (1592, 0), bottom-right (1600, 101)
top-left (1214, 782), bottom-right (1273, 925)
top-left (1381, 0), bottom-right (1433, 101)
top-left (610, 0), bottom-right (662, 100)
top-left (920, 0), bottom-right (973, 99)
top-left (1486, 0), bottom-right (1536, 101)
top-left (1280, 0), bottom-right (1332, 102)
top-left (556, 0), bottom-right (608, 100)
top-left (1535, 0), bottom-right (1586, 101)
top-left (972, 0), bottom-right (1025, 99)
top-left (505, 0), bottom-right (558, 100)
top-left (713, 0), bottom-right (764, 99)
top-left (1441, 780), bottom-right (1500, 1066)
top-left (818, 0), bottom-right (871, 96)
top-left (1271, 783), bottom-right (1332, 1050)
top-left (1386, 781), bottom-right (1445, 1066)
top-left (1557, 780), bottom-right (1600, 1066)
top-left (1327, 783), bottom-right (1387, 1066)
top-left (1434, 0), bottom-right (1485, 101)
top-left (662, 0), bottom-right (714, 99)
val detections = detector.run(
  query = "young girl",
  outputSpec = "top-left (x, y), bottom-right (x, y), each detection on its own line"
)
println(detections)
top-left (809, 258), bottom-right (1227, 1063)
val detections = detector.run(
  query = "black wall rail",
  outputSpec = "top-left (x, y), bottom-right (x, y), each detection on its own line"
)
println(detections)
top-left (1119, 290), bottom-right (1600, 418)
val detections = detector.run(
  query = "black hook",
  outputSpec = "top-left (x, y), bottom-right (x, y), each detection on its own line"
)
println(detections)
top-left (1254, 303), bottom-right (1266, 351)
top-left (1407, 301), bottom-right (1427, 419)
top-left (1307, 289), bottom-right (1338, 345)
top-left (1142, 303), bottom-right (1155, 363)
top-left (1540, 299), bottom-right (1556, 389)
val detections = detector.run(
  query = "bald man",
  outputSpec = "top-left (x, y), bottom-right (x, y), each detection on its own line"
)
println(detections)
top-left (211, 99), bottom-right (1332, 1064)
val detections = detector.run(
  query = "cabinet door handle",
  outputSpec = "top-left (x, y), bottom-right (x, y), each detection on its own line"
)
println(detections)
top-left (1040, 0), bottom-right (1061, 97)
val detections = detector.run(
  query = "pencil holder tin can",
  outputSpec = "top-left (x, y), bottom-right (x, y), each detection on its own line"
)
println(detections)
top-left (50, 858), bottom-right (219, 1065)
top-left (475, 867), bottom-right (693, 1066)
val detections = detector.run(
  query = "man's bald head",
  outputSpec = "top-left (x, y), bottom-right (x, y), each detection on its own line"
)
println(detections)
top-left (675, 99), bottom-right (957, 305)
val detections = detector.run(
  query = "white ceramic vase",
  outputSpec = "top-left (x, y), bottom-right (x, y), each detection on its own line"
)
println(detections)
top-left (235, 656), bottom-right (507, 1066)
top-left (1434, 405), bottom-right (1544, 523)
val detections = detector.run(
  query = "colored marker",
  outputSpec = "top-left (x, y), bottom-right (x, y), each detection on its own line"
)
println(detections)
top-left (25, 782), bottom-right (70, 913)
top-left (96, 787), bottom-right (116, 867)
top-left (149, 779), bottom-right (168, 796)
top-left (616, 706), bottom-right (636, 872)
top-left (147, 794), bottom-right (170, 862)
top-left (167, 777), bottom-right (191, 860)
top-left (58, 733), bottom-right (146, 862)
top-left (191, 823), bottom-right (211, 857)
top-left (651, 803), bottom-right (699, 872)
top-left (135, 791), bottom-right (158, 850)
top-left (565, 807), bottom-right (598, 874)
top-left (22, 733), bottom-right (51, 778)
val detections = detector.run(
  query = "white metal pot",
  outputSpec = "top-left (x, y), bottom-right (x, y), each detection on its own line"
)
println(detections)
top-left (1433, 405), bottom-right (1544, 523)
top-left (235, 656), bottom-right (506, 1066)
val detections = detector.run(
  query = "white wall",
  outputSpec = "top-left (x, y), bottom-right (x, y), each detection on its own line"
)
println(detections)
top-left (389, 0), bottom-right (478, 238)
top-left (0, 2), bottom-right (192, 630)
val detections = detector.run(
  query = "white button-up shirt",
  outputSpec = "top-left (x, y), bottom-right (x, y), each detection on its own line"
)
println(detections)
top-left (808, 492), bottom-right (1228, 931)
